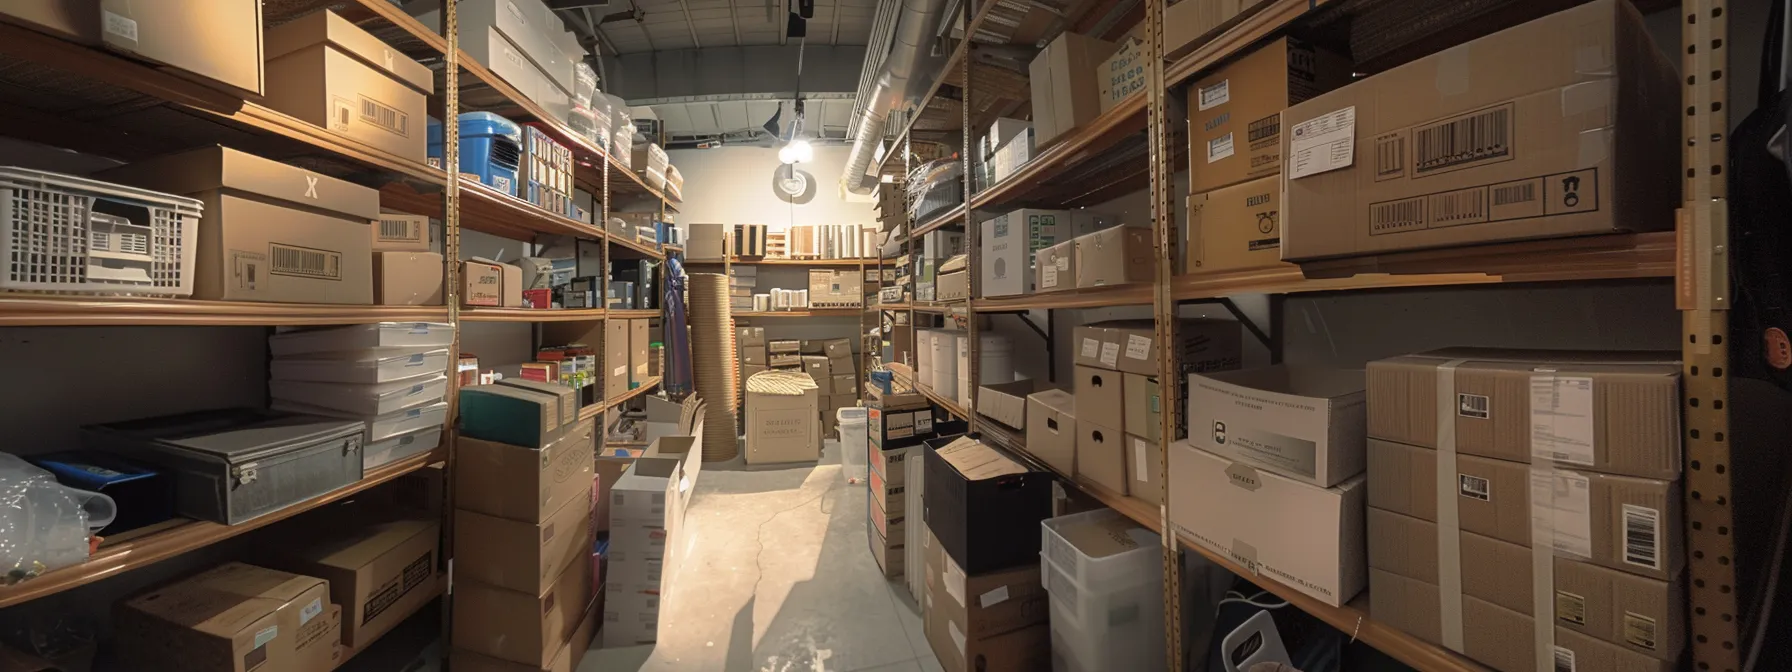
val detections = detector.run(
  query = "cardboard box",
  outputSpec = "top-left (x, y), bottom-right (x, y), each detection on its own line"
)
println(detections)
top-left (871, 460), bottom-right (907, 518)
top-left (979, 209), bottom-right (1067, 297)
top-left (453, 491), bottom-right (592, 596)
top-left (768, 339), bottom-right (801, 354)
top-left (593, 456), bottom-right (633, 534)
top-left (1370, 570), bottom-right (1676, 672)
top-left (1187, 366), bottom-right (1367, 487)
top-left (449, 597), bottom-right (599, 672)
top-left (464, 260), bottom-right (502, 306)
top-left (1072, 364), bottom-right (1124, 436)
top-left (744, 371), bottom-right (821, 464)
top-left (801, 356), bottom-right (832, 389)
top-left (1368, 507), bottom-right (1684, 661)
top-left (1097, 38), bottom-right (1147, 113)
top-left (1027, 32), bottom-right (1120, 148)
top-left (99, 0), bottom-right (264, 97)
top-left (1072, 318), bottom-right (1244, 376)
top-left (94, 146), bottom-right (376, 304)
top-left (374, 213), bottom-right (430, 252)
top-left (1033, 239), bottom-right (1077, 293)
top-left (264, 10), bottom-right (434, 163)
top-left (935, 267), bottom-right (969, 302)
top-left (1367, 439), bottom-right (1683, 582)
top-left (114, 562), bottom-right (337, 672)
top-left (736, 326), bottom-right (767, 347)
top-left (1188, 175), bottom-right (1286, 273)
top-left (1187, 37), bottom-right (1351, 193)
top-left (977, 380), bottom-right (1037, 430)
top-left (1120, 373), bottom-right (1162, 443)
top-left (376, 251), bottom-right (444, 305)
top-left (869, 509), bottom-right (904, 578)
top-left (267, 518), bottom-right (440, 649)
top-left (1076, 420), bottom-right (1128, 495)
top-left (457, 384), bottom-right (570, 448)
top-left (1126, 433), bottom-right (1162, 505)
top-left (451, 556), bottom-right (591, 667)
top-left (456, 418), bottom-right (595, 523)
top-left (869, 392), bottom-right (933, 450)
top-left (1, 0), bottom-right (101, 43)
top-left (831, 374), bottom-right (859, 397)
top-left (1281, 0), bottom-right (1678, 260)
top-left (1168, 442), bottom-right (1367, 606)
top-left (1074, 226), bottom-right (1153, 288)
top-left (1366, 348), bottom-right (1681, 479)
top-left (823, 338), bottom-right (854, 359)
top-left (742, 346), bottom-right (767, 366)
top-left (688, 223), bottom-right (727, 259)
top-left (629, 319), bottom-right (650, 385)
top-left (495, 261), bottom-right (523, 307)
top-left (1164, 0), bottom-right (1242, 56)
top-left (1025, 390), bottom-right (1077, 476)
top-left (922, 436), bottom-right (1053, 574)
top-left (922, 533), bottom-right (1051, 672)
top-left (604, 319), bottom-right (629, 399)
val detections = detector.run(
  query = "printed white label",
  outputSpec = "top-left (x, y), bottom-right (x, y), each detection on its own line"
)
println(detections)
top-left (1459, 473), bottom-right (1491, 501)
top-left (1288, 107), bottom-right (1357, 179)
top-left (614, 365), bottom-right (628, 377)
top-left (102, 11), bottom-right (139, 41)
top-left (915, 416), bottom-right (934, 433)
top-left (1622, 504), bottom-right (1662, 570)
top-left (1133, 438), bottom-right (1150, 482)
top-left (1124, 335), bottom-right (1152, 360)
top-left (1099, 342), bottom-right (1121, 367)
top-left (1531, 469), bottom-right (1593, 559)
top-left (254, 625), bottom-right (279, 648)
top-left (943, 555), bottom-right (967, 607)
top-left (299, 598), bottom-right (323, 625)
top-left (1457, 393), bottom-right (1489, 419)
top-left (1081, 338), bottom-right (1100, 359)
top-left (979, 585), bottom-right (1011, 608)
top-left (1531, 375), bottom-right (1596, 465)
top-left (1207, 133), bottom-right (1236, 163)
top-left (1198, 79), bottom-right (1231, 111)
top-left (1041, 263), bottom-right (1058, 288)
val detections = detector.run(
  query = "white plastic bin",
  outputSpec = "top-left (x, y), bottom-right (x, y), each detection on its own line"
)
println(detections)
top-left (0, 167), bottom-right (202, 297)
top-left (363, 426), bottom-right (442, 470)
top-left (1041, 509), bottom-right (1161, 591)
top-left (270, 348), bottom-right (449, 384)
top-left (270, 374), bottom-right (447, 416)
top-left (268, 322), bottom-right (454, 357)
top-left (1044, 560), bottom-right (1165, 672)
top-left (837, 407), bottom-right (868, 483)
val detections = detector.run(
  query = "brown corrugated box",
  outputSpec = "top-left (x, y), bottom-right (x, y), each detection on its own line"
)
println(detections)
top-left (1075, 418), bottom-right (1127, 494)
top-left (100, 0), bottom-right (264, 97)
top-left (1366, 348), bottom-right (1681, 479)
top-left (1164, 0), bottom-right (1239, 57)
top-left (452, 491), bottom-right (593, 595)
top-left (629, 319), bottom-right (651, 384)
top-left (1071, 318), bottom-right (1243, 376)
top-left (464, 260), bottom-right (502, 306)
top-left (449, 596), bottom-right (598, 672)
top-left (1280, 0), bottom-right (1678, 261)
top-left (263, 518), bottom-right (441, 649)
top-left (1368, 439), bottom-right (1683, 582)
top-left (1073, 226), bottom-right (1152, 289)
top-left (1369, 507), bottom-right (1683, 661)
top-left (94, 146), bottom-right (375, 304)
top-left (263, 10), bottom-right (435, 163)
top-left (1028, 33), bottom-right (1120, 148)
top-left (1189, 174), bottom-right (1288, 273)
top-left (605, 319), bottom-right (630, 399)
top-left (375, 251), bottom-right (443, 305)
top-left (1370, 569), bottom-right (1676, 672)
top-left (1187, 37), bottom-right (1351, 194)
top-left (922, 530), bottom-right (1050, 672)
top-left (1033, 239), bottom-right (1077, 292)
top-left (114, 562), bottom-right (338, 672)
top-left (450, 556), bottom-right (592, 667)
top-left (456, 418), bottom-right (596, 523)
top-left (1026, 390), bottom-right (1077, 475)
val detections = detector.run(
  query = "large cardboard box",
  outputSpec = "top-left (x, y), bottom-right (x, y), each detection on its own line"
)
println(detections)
top-left (1370, 570), bottom-right (1676, 672)
top-left (1033, 239), bottom-right (1077, 293)
top-left (1025, 390), bottom-right (1077, 475)
top-left (455, 417), bottom-right (596, 523)
top-left (922, 530), bottom-right (1051, 672)
top-left (114, 562), bottom-right (338, 672)
top-left (604, 319), bottom-right (629, 398)
top-left (1188, 175), bottom-right (1286, 273)
top-left (744, 371), bottom-right (822, 464)
top-left (99, 0), bottom-right (264, 97)
top-left (452, 491), bottom-right (593, 595)
top-left (1027, 33), bottom-right (1120, 148)
top-left (1168, 442), bottom-right (1367, 606)
top-left (1076, 420), bottom-right (1127, 495)
top-left (1164, 0), bottom-right (1241, 56)
top-left (922, 436), bottom-right (1053, 574)
top-left (979, 209), bottom-right (1067, 297)
top-left (1127, 433), bottom-right (1163, 505)
top-left (1097, 38), bottom-right (1147, 114)
top-left (1365, 348), bottom-right (1682, 479)
top-left (1368, 507), bottom-right (1684, 662)
top-left (376, 251), bottom-right (444, 305)
top-left (1367, 439), bottom-right (1683, 582)
top-left (1073, 226), bottom-right (1152, 288)
top-left (1187, 366), bottom-right (1368, 487)
top-left (266, 518), bottom-right (440, 649)
top-left (451, 556), bottom-right (592, 667)
top-left (1280, 0), bottom-right (1679, 261)
top-left (629, 319), bottom-right (651, 385)
top-left (450, 597), bottom-right (599, 672)
top-left (264, 10), bottom-right (435, 163)
top-left (94, 146), bottom-right (376, 304)
top-left (464, 260), bottom-right (502, 306)
top-left (1187, 37), bottom-right (1351, 193)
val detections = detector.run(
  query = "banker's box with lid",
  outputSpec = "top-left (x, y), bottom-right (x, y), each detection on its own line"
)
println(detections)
top-left (263, 10), bottom-right (435, 163)
top-left (83, 409), bottom-right (365, 525)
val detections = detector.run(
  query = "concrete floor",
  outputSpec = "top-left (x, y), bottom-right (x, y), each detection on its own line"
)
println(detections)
top-left (582, 441), bottom-right (945, 672)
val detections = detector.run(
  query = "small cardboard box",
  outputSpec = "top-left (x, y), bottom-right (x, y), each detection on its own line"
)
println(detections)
top-left (922, 534), bottom-right (1051, 672)
top-left (1025, 390), bottom-right (1077, 475)
top-left (1027, 32), bottom-right (1120, 148)
top-left (1188, 175), bottom-right (1286, 273)
top-left (744, 371), bottom-right (822, 464)
top-left (604, 319), bottom-right (629, 399)
top-left (264, 10), bottom-right (434, 163)
top-left (1280, 0), bottom-right (1678, 261)
top-left (831, 374), bottom-right (859, 397)
top-left (450, 556), bottom-right (592, 667)
top-left (869, 508), bottom-right (905, 578)
top-left (1186, 36), bottom-right (1351, 193)
top-left (1033, 239), bottom-right (1077, 293)
top-left (1074, 226), bottom-right (1152, 288)
top-left (979, 209), bottom-right (1067, 297)
top-left (457, 384), bottom-right (568, 448)
top-left (267, 518), bottom-right (440, 649)
top-left (1168, 442), bottom-right (1367, 606)
top-left (455, 418), bottom-right (595, 523)
top-left (1122, 373), bottom-right (1161, 442)
top-left (494, 261), bottom-right (523, 307)
top-left (374, 213), bottom-right (430, 251)
top-left (1187, 366), bottom-right (1368, 487)
top-left (977, 380), bottom-right (1037, 430)
top-left (1127, 433), bottom-right (1162, 505)
top-left (99, 0), bottom-right (264, 98)
top-left (936, 264), bottom-right (970, 302)
top-left (1076, 420), bottom-right (1127, 494)
top-left (801, 356), bottom-right (833, 389)
top-left (1073, 365), bottom-right (1123, 425)
top-left (376, 251), bottom-right (444, 305)
top-left (629, 319), bottom-right (651, 385)
top-left (823, 338), bottom-right (854, 359)
top-left (736, 326), bottom-right (767, 347)
top-left (1097, 38), bottom-right (1147, 113)
top-left (114, 562), bottom-right (338, 672)
top-left (453, 491), bottom-right (593, 596)
top-left (463, 260), bottom-right (502, 306)
top-left (1164, 0), bottom-right (1242, 56)
top-left (922, 436), bottom-right (1053, 574)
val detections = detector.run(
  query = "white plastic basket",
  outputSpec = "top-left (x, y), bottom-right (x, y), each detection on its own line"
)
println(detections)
top-left (0, 167), bottom-right (200, 296)
top-left (1041, 508), bottom-right (1161, 594)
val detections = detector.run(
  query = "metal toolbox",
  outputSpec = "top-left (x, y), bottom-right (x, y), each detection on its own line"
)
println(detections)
top-left (83, 409), bottom-right (365, 525)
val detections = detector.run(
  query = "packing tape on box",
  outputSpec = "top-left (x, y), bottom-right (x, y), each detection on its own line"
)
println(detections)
top-left (1531, 466), bottom-right (1564, 672)
top-left (1433, 359), bottom-right (1468, 651)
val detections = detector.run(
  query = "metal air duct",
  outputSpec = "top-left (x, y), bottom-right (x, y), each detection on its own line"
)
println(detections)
top-left (841, 0), bottom-right (946, 194)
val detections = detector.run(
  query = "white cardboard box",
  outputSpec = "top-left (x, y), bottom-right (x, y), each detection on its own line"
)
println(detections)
top-left (977, 380), bottom-right (1037, 430)
top-left (1186, 366), bottom-right (1367, 487)
top-left (1167, 441), bottom-right (1366, 606)
top-left (1026, 390), bottom-right (1077, 476)
top-left (979, 209), bottom-right (1067, 297)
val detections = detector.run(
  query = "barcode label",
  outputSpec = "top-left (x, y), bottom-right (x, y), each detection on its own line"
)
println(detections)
top-left (1374, 133), bottom-right (1406, 181)
top-left (1493, 182), bottom-right (1537, 206)
top-left (1553, 646), bottom-right (1576, 672)
top-left (1622, 504), bottom-right (1661, 570)
top-left (1624, 611), bottom-right (1659, 650)
top-left (1208, 133), bottom-right (1235, 163)
top-left (1429, 188), bottom-right (1487, 227)
top-left (1457, 393), bottom-right (1489, 419)
top-left (1458, 474), bottom-right (1491, 501)
top-left (269, 244), bottom-right (341, 280)
top-left (379, 218), bottom-right (416, 242)
top-left (1370, 199), bottom-right (1424, 234)
top-left (1413, 104), bottom-right (1513, 176)
top-left (1198, 80), bottom-right (1230, 110)
top-left (361, 96), bottom-right (410, 137)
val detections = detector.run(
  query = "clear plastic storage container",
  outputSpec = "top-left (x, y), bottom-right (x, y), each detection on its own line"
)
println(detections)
top-left (363, 426), bottom-right (442, 470)
top-left (1044, 559), bottom-right (1165, 672)
top-left (268, 322), bottom-right (454, 357)
top-left (837, 407), bottom-right (868, 483)
top-left (1041, 508), bottom-right (1161, 591)
top-left (270, 374), bottom-right (447, 416)
top-left (270, 348), bottom-right (449, 384)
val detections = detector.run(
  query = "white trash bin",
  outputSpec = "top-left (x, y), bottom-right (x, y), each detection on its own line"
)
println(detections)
top-left (837, 407), bottom-right (869, 483)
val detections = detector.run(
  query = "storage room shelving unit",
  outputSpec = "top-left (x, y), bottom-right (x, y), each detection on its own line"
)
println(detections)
top-left (0, 0), bottom-right (674, 647)
top-left (880, 0), bottom-right (1741, 670)
top-left (687, 252), bottom-right (881, 401)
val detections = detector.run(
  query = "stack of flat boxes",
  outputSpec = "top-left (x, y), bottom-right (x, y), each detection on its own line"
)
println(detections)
top-left (1070, 319), bottom-right (1241, 502)
top-left (914, 230), bottom-right (964, 302)
top-left (729, 266), bottom-right (757, 312)
top-left (799, 338), bottom-right (860, 437)
top-left (768, 340), bottom-right (802, 373)
top-left (1365, 349), bottom-right (1685, 672)
top-left (737, 327), bottom-right (768, 400)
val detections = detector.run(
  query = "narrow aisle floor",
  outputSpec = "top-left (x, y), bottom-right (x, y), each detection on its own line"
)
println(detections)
top-left (583, 442), bottom-right (944, 672)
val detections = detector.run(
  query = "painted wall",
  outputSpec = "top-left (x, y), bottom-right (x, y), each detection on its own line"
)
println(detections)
top-left (667, 144), bottom-right (873, 235)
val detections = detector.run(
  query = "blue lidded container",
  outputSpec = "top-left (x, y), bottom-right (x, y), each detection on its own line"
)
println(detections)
top-left (28, 451), bottom-right (174, 536)
top-left (426, 112), bottom-right (522, 197)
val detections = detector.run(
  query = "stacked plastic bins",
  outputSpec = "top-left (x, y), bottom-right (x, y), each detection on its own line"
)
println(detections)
top-left (267, 322), bottom-right (455, 470)
top-left (1040, 509), bottom-right (1165, 672)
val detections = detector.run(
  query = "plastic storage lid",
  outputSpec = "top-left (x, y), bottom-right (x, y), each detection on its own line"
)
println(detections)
top-left (90, 409), bottom-right (364, 459)
top-left (270, 322), bottom-right (453, 357)
top-left (427, 112), bottom-right (521, 145)
top-left (270, 349), bottom-right (450, 385)
top-left (270, 374), bottom-right (448, 416)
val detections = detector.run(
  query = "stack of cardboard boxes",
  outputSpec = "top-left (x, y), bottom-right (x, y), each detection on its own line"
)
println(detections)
top-left (865, 386), bottom-right (969, 580)
top-left (604, 435), bottom-right (702, 647)
top-left (1070, 319), bottom-right (1241, 503)
top-left (1363, 349), bottom-right (1684, 671)
top-left (737, 327), bottom-right (769, 397)
top-left (807, 268), bottom-right (865, 307)
top-left (914, 230), bottom-right (964, 302)
top-left (799, 338), bottom-right (861, 437)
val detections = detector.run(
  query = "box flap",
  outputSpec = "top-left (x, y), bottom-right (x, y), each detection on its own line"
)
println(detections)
top-left (1027, 389), bottom-right (1075, 415)
top-left (264, 10), bottom-right (434, 92)
top-left (93, 146), bottom-right (381, 220)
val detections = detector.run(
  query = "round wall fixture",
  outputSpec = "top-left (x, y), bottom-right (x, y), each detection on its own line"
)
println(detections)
top-left (773, 164), bottom-right (816, 204)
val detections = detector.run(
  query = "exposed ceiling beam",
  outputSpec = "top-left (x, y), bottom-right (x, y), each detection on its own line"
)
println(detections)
top-left (676, 0), bottom-right (701, 48)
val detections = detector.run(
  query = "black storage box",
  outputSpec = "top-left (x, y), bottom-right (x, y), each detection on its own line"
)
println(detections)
top-left (922, 434), bottom-right (1052, 574)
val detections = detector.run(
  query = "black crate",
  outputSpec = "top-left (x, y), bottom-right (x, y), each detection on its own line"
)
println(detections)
top-left (922, 434), bottom-right (1053, 575)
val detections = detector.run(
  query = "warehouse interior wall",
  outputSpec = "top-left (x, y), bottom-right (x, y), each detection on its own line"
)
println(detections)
top-left (666, 144), bottom-right (875, 237)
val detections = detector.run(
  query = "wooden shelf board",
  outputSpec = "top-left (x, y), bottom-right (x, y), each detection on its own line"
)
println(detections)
top-left (878, 303), bottom-right (915, 311)
top-left (970, 94), bottom-right (1148, 211)
top-left (695, 257), bottom-right (871, 266)
top-left (460, 307), bottom-right (605, 322)
top-left (916, 384), bottom-right (969, 421)
top-left (911, 301), bottom-right (965, 314)
top-left (1165, 0), bottom-right (1323, 85)
top-left (0, 447), bottom-right (444, 609)
top-left (382, 181), bottom-right (604, 242)
top-left (597, 377), bottom-right (662, 416)
top-left (734, 309), bottom-right (863, 318)
top-left (0, 294), bottom-right (451, 327)
top-left (608, 309), bottom-right (661, 319)
top-left (912, 205), bottom-right (968, 238)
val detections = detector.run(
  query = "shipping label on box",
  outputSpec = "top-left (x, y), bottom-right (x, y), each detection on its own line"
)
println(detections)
top-left (1187, 37), bottom-right (1352, 194)
top-left (1098, 38), bottom-right (1147, 114)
